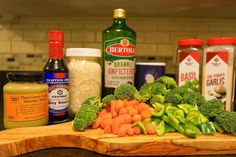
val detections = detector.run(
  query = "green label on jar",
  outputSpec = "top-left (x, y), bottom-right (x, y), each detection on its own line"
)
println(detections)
top-left (104, 37), bottom-right (136, 88)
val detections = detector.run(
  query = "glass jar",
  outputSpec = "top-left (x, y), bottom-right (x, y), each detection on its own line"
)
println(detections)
top-left (177, 39), bottom-right (203, 87)
top-left (66, 48), bottom-right (102, 117)
top-left (202, 37), bottom-right (236, 111)
top-left (3, 72), bottom-right (48, 129)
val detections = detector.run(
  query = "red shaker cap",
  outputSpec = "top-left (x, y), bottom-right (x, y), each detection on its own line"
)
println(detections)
top-left (178, 39), bottom-right (203, 47)
top-left (207, 37), bottom-right (236, 45)
top-left (48, 30), bottom-right (64, 59)
top-left (49, 30), bottom-right (64, 42)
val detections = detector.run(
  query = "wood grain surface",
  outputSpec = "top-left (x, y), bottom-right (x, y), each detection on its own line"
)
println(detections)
top-left (0, 122), bottom-right (236, 156)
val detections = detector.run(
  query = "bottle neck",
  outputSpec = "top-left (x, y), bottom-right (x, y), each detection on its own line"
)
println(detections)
top-left (49, 41), bottom-right (64, 59)
top-left (113, 18), bottom-right (126, 26)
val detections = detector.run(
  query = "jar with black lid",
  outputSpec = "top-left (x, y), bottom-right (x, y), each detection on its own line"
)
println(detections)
top-left (3, 72), bottom-right (48, 129)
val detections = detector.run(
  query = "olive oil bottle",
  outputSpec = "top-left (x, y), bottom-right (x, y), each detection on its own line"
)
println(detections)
top-left (102, 8), bottom-right (136, 96)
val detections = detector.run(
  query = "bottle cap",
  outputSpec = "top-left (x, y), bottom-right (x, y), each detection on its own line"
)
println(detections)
top-left (113, 8), bottom-right (126, 19)
top-left (66, 48), bottom-right (101, 57)
top-left (49, 30), bottom-right (64, 42)
top-left (207, 37), bottom-right (236, 45)
top-left (178, 39), bottom-right (203, 47)
top-left (48, 30), bottom-right (64, 59)
top-left (7, 72), bottom-right (43, 82)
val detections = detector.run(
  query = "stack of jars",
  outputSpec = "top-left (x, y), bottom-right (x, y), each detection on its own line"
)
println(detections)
top-left (176, 37), bottom-right (236, 111)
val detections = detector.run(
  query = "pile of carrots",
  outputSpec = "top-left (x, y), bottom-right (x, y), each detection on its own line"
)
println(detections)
top-left (92, 99), bottom-right (156, 137)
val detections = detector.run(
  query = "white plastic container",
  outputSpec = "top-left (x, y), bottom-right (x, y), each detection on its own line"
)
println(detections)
top-left (176, 39), bottom-right (203, 87)
top-left (202, 37), bottom-right (236, 111)
top-left (66, 48), bottom-right (102, 116)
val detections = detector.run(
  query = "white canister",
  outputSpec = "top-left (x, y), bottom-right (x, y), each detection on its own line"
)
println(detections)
top-left (66, 48), bottom-right (102, 116)
top-left (202, 37), bottom-right (236, 111)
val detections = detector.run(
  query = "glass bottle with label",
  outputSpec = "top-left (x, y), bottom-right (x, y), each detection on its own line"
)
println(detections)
top-left (43, 30), bottom-right (69, 124)
top-left (202, 37), bottom-right (236, 111)
top-left (177, 39), bottom-right (203, 87)
top-left (102, 8), bottom-right (136, 96)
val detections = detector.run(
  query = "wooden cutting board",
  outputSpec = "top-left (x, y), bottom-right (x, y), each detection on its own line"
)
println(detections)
top-left (0, 122), bottom-right (236, 156)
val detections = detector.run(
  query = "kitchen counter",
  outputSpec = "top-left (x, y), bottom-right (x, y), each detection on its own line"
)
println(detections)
top-left (18, 148), bottom-right (236, 157)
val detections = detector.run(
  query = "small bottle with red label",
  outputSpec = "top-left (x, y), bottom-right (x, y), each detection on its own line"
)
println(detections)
top-left (43, 30), bottom-right (69, 124)
top-left (202, 37), bottom-right (236, 111)
top-left (177, 39), bottom-right (203, 88)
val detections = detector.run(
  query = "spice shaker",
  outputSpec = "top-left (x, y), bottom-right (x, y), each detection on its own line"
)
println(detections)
top-left (202, 37), bottom-right (236, 111)
top-left (66, 48), bottom-right (102, 117)
top-left (176, 39), bottom-right (203, 87)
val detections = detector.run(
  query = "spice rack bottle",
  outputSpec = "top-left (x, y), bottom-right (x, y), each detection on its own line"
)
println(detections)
top-left (176, 39), bottom-right (203, 88)
top-left (202, 37), bottom-right (236, 111)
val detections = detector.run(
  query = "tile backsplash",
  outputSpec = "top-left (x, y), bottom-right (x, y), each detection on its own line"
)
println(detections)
top-left (0, 53), bottom-right (48, 71)
top-left (1, 17), bottom-right (236, 74)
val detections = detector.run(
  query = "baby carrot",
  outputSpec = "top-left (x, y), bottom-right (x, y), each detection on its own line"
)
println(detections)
top-left (98, 109), bottom-right (106, 118)
top-left (141, 110), bottom-right (152, 120)
top-left (112, 118), bottom-right (120, 135)
top-left (124, 114), bottom-right (132, 124)
top-left (129, 99), bottom-right (139, 106)
top-left (124, 99), bottom-right (130, 107)
top-left (92, 117), bottom-right (102, 129)
top-left (138, 103), bottom-right (149, 114)
top-left (133, 126), bottom-right (141, 135)
top-left (102, 113), bottom-right (112, 120)
top-left (119, 108), bottom-right (128, 115)
top-left (118, 124), bottom-right (127, 137)
top-left (101, 118), bottom-right (113, 129)
top-left (104, 125), bottom-right (112, 134)
top-left (132, 114), bottom-right (142, 123)
top-left (127, 128), bottom-right (134, 136)
top-left (115, 100), bottom-right (125, 113)
top-left (129, 108), bottom-right (138, 117)
top-left (145, 123), bottom-right (156, 135)
top-left (110, 100), bottom-right (116, 113)
top-left (112, 111), bottom-right (118, 118)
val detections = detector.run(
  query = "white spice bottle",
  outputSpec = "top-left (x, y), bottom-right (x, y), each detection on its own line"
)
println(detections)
top-left (202, 37), bottom-right (236, 111)
top-left (66, 48), bottom-right (102, 117)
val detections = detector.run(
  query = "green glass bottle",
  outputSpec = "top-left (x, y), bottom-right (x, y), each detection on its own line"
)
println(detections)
top-left (102, 8), bottom-right (136, 97)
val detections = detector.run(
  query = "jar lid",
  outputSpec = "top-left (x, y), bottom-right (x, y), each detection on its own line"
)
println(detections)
top-left (66, 48), bottom-right (101, 57)
top-left (207, 37), bottom-right (236, 45)
top-left (136, 62), bottom-right (166, 66)
top-left (7, 72), bottom-right (43, 82)
top-left (178, 39), bottom-right (203, 47)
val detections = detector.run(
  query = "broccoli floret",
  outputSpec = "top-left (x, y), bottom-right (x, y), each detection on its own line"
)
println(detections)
top-left (135, 82), bottom-right (167, 103)
top-left (150, 94), bottom-right (164, 105)
top-left (72, 97), bottom-right (103, 131)
top-left (134, 83), bottom-right (153, 102)
top-left (164, 80), bottom-right (204, 106)
top-left (151, 82), bottom-right (167, 96)
top-left (164, 88), bottom-right (183, 105)
top-left (180, 80), bottom-right (199, 93)
top-left (199, 99), bottom-right (224, 120)
top-left (155, 76), bottom-right (177, 89)
top-left (181, 91), bottom-right (206, 107)
top-left (114, 83), bottom-right (138, 100)
top-left (215, 111), bottom-right (236, 135)
top-left (102, 94), bottom-right (116, 105)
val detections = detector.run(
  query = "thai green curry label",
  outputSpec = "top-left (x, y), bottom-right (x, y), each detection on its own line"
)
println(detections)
top-left (104, 37), bottom-right (136, 88)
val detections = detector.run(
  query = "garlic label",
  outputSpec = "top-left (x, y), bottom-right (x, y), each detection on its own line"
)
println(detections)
top-left (204, 52), bottom-right (228, 109)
